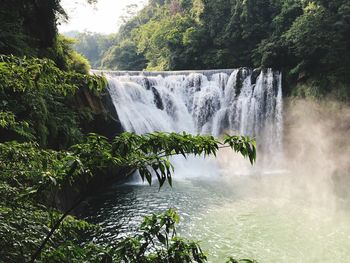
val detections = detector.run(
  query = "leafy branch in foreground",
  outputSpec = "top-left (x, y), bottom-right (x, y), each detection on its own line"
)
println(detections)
top-left (73, 132), bottom-right (256, 187)
top-left (113, 208), bottom-right (207, 263)
top-left (111, 208), bottom-right (255, 263)
top-left (0, 132), bottom-right (256, 262)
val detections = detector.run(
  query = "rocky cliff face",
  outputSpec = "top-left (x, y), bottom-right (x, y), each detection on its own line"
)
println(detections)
top-left (74, 87), bottom-right (123, 139)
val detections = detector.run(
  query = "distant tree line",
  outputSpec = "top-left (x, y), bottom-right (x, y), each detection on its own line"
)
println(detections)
top-left (64, 31), bottom-right (117, 69)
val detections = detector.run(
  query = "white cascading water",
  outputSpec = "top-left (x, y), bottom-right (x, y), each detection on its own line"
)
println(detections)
top-left (102, 68), bottom-right (283, 173)
top-left (104, 68), bottom-right (282, 150)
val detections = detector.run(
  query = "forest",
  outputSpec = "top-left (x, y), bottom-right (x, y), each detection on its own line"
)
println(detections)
top-left (0, 0), bottom-right (349, 262)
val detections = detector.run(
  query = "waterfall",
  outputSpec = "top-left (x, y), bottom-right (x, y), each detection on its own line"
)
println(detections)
top-left (102, 68), bottom-right (283, 157)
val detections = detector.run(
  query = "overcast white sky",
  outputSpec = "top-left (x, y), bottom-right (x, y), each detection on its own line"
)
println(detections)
top-left (59, 0), bottom-right (147, 34)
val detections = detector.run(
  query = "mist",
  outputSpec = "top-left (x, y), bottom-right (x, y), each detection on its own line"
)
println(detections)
top-left (217, 98), bottom-right (350, 211)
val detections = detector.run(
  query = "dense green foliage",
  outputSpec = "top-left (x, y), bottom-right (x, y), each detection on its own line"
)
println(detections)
top-left (0, 54), bottom-right (109, 261)
top-left (0, 0), bottom-right (65, 56)
top-left (52, 35), bottom-right (92, 74)
top-left (0, 55), bottom-right (106, 148)
top-left (0, 141), bottom-right (100, 262)
top-left (0, 0), bottom-right (93, 72)
top-left (102, 39), bottom-right (147, 70)
top-left (101, 0), bottom-right (350, 99)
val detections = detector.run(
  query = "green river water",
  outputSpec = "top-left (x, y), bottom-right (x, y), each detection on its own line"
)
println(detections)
top-left (84, 172), bottom-right (350, 263)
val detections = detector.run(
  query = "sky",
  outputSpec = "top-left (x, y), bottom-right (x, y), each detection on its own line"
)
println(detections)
top-left (59, 0), bottom-right (147, 34)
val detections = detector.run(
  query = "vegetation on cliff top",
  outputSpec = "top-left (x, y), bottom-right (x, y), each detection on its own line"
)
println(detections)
top-left (94, 0), bottom-right (350, 100)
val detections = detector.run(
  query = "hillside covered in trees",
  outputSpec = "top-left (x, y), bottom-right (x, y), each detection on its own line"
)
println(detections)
top-left (91, 0), bottom-right (349, 100)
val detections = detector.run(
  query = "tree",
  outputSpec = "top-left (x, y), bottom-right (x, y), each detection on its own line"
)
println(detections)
top-left (0, 0), bottom-right (98, 70)
top-left (101, 39), bottom-right (147, 70)
top-left (0, 0), bottom-right (67, 56)
top-left (0, 55), bottom-right (106, 147)
top-left (70, 32), bottom-right (117, 68)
